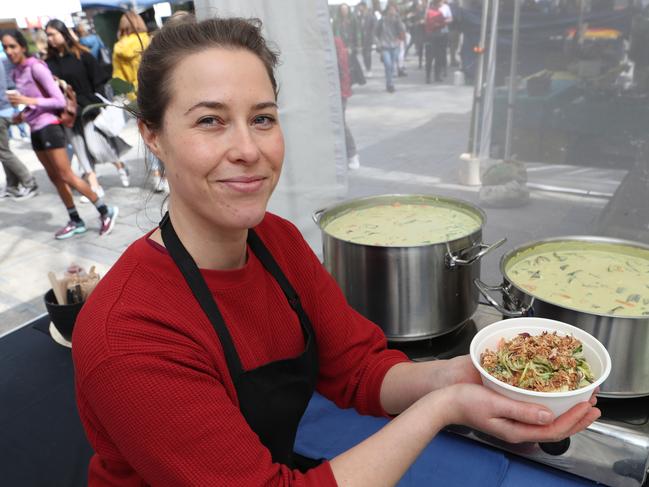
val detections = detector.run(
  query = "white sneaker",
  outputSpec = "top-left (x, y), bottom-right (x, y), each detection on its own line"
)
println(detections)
top-left (348, 154), bottom-right (360, 170)
top-left (80, 185), bottom-right (105, 204)
top-left (118, 167), bottom-right (130, 187)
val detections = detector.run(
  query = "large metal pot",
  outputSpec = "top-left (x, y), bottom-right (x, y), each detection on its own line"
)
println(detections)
top-left (475, 235), bottom-right (649, 397)
top-left (313, 194), bottom-right (505, 341)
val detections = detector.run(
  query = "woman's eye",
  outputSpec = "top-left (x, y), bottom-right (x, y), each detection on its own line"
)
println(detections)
top-left (253, 115), bottom-right (276, 128)
top-left (198, 116), bottom-right (221, 127)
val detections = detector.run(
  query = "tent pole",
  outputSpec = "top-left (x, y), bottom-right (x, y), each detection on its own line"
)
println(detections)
top-left (468, 0), bottom-right (491, 158)
top-left (504, 0), bottom-right (521, 161)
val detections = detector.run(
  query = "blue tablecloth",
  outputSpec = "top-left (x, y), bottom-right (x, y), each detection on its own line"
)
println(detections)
top-left (295, 393), bottom-right (598, 487)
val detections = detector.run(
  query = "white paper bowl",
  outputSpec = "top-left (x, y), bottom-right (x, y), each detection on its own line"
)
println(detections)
top-left (469, 317), bottom-right (611, 417)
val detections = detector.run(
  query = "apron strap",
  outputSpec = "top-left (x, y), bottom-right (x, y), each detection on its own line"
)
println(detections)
top-left (247, 230), bottom-right (314, 340)
top-left (246, 229), bottom-right (301, 311)
top-left (159, 212), bottom-right (244, 376)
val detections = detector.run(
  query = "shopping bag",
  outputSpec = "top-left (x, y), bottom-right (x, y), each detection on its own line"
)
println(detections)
top-left (92, 93), bottom-right (126, 138)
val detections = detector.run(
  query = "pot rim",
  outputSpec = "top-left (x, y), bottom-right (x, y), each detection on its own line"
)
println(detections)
top-left (500, 235), bottom-right (649, 320)
top-left (314, 193), bottom-right (487, 249)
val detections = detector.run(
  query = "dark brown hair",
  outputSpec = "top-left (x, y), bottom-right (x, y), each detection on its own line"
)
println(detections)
top-left (45, 19), bottom-right (90, 61)
top-left (137, 16), bottom-right (279, 131)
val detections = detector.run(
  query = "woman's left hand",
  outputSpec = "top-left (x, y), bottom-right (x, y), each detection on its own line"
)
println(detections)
top-left (7, 93), bottom-right (38, 106)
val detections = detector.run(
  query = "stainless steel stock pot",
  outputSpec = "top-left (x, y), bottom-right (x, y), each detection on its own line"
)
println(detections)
top-left (475, 235), bottom-right (649, 397)
top-left (313, 194), bottom-right (505, 341)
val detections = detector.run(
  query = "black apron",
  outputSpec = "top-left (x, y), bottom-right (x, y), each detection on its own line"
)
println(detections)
top-left (159, 213), bottom-right (321, 472)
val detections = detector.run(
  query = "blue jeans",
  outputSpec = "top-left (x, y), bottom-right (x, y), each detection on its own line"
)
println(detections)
top-left (381, 47), bottom-right (399, 89)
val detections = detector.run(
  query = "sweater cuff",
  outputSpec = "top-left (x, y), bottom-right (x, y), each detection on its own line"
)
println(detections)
top-left (303, 460), bottom-right (338, 486)
top-left (364, 350), bottom-right (411, 417)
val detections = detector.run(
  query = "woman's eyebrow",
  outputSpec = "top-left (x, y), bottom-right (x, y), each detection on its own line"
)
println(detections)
top-left (254, 101), bottom-right (278, 110)
top-left (184, 101), bottom-right (226, 115)
top-left (184, 100), bottom-right (278, 116)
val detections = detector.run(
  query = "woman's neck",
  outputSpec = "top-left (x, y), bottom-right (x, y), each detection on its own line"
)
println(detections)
top-left (151, 200), bottom-right (248, 271)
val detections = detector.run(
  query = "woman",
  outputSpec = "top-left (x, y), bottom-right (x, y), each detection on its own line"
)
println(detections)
top-left (333, 4), bottom-right (365, 86)
top-left (45, 19), bottom-right (131, 194)
top-left (73, 17), bottom-right (599, 486)
top-left (1, 30), bottom-right (118, 239)
top-left (405, 0), bottom-right (426, 69)
top-left (112, 10), bottom-right (150, 98)
top-left (424, 0), bottom-right (451, 83)
top-left (375, 3), bottom-right (406, 92)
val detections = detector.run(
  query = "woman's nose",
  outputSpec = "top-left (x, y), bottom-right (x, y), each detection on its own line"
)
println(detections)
top-left (225, 124), bottom-right (261, 165)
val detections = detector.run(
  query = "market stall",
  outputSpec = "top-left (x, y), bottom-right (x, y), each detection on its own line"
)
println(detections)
top-left (1, 315), bottom-right (609, 487)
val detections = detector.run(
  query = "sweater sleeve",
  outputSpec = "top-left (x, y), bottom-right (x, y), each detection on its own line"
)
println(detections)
top-left (80, 348), bottom-right (338, 487)
top-left (30, 62), bottom-right (65, 111)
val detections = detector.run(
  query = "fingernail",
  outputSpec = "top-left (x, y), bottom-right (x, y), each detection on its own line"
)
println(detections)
top-left (538, 411), bottom-right (553, 424)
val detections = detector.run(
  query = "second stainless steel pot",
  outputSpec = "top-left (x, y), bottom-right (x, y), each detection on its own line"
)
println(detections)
top-left (313, 194), bottom-right (504, 341)
top-left (476, 235), bottom-right (649, 397)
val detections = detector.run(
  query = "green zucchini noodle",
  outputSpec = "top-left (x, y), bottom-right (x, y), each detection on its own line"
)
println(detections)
top-left (480, 332), bottom-right (595, 392)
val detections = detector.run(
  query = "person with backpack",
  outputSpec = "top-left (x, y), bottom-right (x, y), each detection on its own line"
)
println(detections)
top-left (375, 2), bottom-right (406, 93)
top-left (424, 0), bottom-right (451, 83)
top-left (45, 19), bottom-right (131, 197)
top-left (1, 29), bottom-right (118, 239)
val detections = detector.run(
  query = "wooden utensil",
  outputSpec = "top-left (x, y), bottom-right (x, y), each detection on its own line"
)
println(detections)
top-left (48, 271), bottom-right (67, 305)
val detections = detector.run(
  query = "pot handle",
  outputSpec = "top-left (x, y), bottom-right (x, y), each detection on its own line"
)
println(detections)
top-left (312, 208), bottom-right (326, 225)
top-left (474, 278), bottom-right (530, 317)
top-left (446, 238), bottom-right (507, 269)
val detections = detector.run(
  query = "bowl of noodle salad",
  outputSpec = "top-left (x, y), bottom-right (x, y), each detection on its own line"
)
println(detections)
top-left (470, 318), bottom-right (611, 416)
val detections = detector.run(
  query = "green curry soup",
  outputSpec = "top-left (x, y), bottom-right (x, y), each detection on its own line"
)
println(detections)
top-left (507, 242), bottom-right (649, 317)
top-left (323, 202), bottom-right (482, 246)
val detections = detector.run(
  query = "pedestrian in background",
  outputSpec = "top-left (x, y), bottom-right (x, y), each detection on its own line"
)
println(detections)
top-left (405, 0), bottom-right (426, 69)
top-left (112, 11), bottom-right (151, 98)
top-left (0, 60), bottom-right (38, 199)
top-left (375, 2), bottom-right (406, 92)
top-left (1, 44), bottom-right (30, 141)
top-left (424, 0), bottom-right (450, 83)
top-left (75, 22), bottom-right (112, 80)
top-left (335, 36), bottom-right (360, 170)
top-left (45, 19), bottom-right (131, 196)
top-left (446, 0), bottom-right (462, 68)
top-left (333, 3), bottom-right (365, 86)
top-left (2, 29), bottom-right (118, 239)
top-left (356, 1), bottom-right (376, 77)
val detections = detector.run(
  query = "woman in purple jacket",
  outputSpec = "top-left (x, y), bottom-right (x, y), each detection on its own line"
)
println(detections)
top-left (1, 29), bottom-right (118, 239)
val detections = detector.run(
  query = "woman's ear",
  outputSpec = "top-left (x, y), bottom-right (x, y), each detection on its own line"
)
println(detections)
top-left (138, 119), bottom-right (163, 160)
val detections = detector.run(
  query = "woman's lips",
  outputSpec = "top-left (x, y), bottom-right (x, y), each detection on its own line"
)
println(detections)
top-left (218, 176), bottom-right (266, 193)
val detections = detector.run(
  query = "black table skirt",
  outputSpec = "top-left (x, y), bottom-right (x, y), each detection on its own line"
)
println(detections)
top-left (0, 316), bottom-right (93, 487)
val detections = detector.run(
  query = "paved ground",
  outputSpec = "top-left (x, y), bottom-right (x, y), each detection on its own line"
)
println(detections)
top-left (0, 54), bottom-right (637, 334)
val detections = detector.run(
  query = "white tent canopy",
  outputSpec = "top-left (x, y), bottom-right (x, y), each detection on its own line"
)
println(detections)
top-left (3, 0), bottom-right (82, 27)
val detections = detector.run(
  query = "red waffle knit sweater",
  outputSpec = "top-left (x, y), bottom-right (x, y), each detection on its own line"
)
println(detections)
top-left (72, 212), bottom-right (408, 486)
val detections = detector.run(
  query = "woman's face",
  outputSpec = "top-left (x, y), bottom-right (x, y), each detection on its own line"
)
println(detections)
top-left (143, 48), bottom-right (284, 232)
top-left (1, 35), bottom-right (26, 65)
top-left (45, 28), bottom-right (66, 49)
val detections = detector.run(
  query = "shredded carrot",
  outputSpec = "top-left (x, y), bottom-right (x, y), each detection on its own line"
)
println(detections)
top-left (523, 284), bottom-right (537, 292)
top-left (555, 293), bottom-right (572, 300)
top-left (615, 299), bottom-right (636, 307)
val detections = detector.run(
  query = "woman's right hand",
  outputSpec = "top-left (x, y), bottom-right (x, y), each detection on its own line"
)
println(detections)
top-left (438, 383), bottom-right (601, 444)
